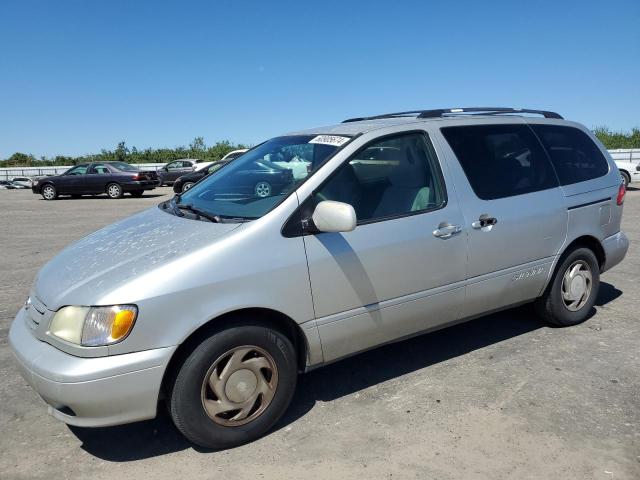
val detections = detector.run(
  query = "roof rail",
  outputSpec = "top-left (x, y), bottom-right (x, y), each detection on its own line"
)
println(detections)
top-left (342, 107), bottom-right (563, 123)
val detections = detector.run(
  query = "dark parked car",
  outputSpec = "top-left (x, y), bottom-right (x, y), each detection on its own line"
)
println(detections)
top-left (157, 159), bottom-right (203, 185)
top-left (174, 158), bottom-right (294, 197)
top-left (173, 160), bottom-right (232, 193)
top-left (32, 162), bottom-right (158, 200)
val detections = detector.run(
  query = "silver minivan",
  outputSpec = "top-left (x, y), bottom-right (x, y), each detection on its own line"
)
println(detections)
top-left (9, 107), bottom-right (629, 448)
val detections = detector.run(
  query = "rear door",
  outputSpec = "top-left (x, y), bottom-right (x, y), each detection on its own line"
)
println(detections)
top-left (438, 123), bottom-right (567, 317)
top-left (85, 163), bottom-right (112, 193)
top-left (302, 131), bottom-right (468, 362)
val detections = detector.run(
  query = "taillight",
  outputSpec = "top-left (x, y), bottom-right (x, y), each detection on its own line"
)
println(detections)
top-left (616, 183), bottom-right (626, 206)
top-left (132, 174), bottom-right (140, 180)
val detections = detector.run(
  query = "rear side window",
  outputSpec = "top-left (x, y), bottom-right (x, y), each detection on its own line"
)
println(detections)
top-left (530, 125), bottom-right (609, 185)
top-left (442, 124), bottom-right (559, 200)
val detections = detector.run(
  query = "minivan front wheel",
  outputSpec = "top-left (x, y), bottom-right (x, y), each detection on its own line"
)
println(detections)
top-left (535, 247), bottom-right (600, 326)
top-left (168, 324), bottom-right (297, 449)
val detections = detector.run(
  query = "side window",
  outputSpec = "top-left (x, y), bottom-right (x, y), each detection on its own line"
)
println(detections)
top-left (315, 132), bottom-right (446, 223)
top-left (166, 161), bottom-right (180, 170)
top-left (67, 165), bottom-right (88, 175)
top-left (92, 164), bottom-right (110, 174)
top-left (531, 125), bottom-right (609, 185)
top-left (441, 124), bottom-right (558, 200)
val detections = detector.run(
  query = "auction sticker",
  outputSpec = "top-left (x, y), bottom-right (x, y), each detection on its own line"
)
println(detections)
top-left (309, 135), bottom-right (351, 147)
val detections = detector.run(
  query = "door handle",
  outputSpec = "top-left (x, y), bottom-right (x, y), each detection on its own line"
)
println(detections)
top-left (472, 214), bottom-right (498, 229)
top-left (433, 223), bottom-right (462, 239)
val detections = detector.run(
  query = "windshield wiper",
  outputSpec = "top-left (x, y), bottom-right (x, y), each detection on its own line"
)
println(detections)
top-left (176, 203), bottom-right (221, 223)
top-left (161, 198), bottom-right (185, 217)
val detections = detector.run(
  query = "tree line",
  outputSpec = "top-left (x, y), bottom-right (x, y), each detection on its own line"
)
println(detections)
top-left (0, 137), bottom-right (248, 168)
top-left (1, 128), bottom-right (639, 168)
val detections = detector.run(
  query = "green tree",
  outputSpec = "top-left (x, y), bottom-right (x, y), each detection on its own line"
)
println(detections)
top-left (115, 141), bottom-right (129, 161)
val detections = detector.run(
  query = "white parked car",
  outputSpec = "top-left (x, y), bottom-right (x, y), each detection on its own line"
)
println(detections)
top-left (614, 159), bottom-right (640, 188)
top-left (11, 176), bottom-right (33, 188)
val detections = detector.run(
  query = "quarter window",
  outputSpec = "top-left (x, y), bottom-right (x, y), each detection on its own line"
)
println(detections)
top-left (531, 125), bottom-right (609, 185)
top-left (441, 124), bottom-right (558, 200)
top-left (315, 132), bottom-right (446, 223)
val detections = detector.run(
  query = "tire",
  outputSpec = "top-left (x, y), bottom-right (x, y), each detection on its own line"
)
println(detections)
top-left (41, 184), bottom-right (57, 200)
top-left (620, 171), bottom-right (630, 189)
top-left (535, 247), bottom-right (600, 326)
top-left (254, 181), bottom-right (272, 198)
top-left (182, 182), bottom-right (195, 192)
top-left (106, 183), bottom-right (123, 199)
top-left (130, 190), bottom-right (144, 198)
top-left (168, 324), bottom-right (297, 449)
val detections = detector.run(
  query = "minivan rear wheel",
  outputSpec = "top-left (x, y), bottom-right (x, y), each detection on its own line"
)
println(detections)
top-left (535, 247), bottom-right (600, 326)
top-left (168, 324), bottom-right (297, 449)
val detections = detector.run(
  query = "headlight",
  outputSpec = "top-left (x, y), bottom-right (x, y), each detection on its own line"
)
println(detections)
top-left (49, 305), bottom-right (137, 346)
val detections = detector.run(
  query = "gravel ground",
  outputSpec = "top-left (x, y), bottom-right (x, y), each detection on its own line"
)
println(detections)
top-left (0, 186), bottom-right (638, 480)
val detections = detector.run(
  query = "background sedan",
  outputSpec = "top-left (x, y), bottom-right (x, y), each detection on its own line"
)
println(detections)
top-left (31, 161), bottom-right (158, 200)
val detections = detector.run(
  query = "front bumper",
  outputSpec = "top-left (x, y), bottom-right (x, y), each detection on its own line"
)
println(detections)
top-left (8, 308), bottom-right (176, 427)
top-left (602, 231), bottom-right (629, 273)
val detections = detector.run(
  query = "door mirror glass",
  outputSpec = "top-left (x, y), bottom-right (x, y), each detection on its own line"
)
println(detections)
top-left (311, 200), bottom-right (357, 233)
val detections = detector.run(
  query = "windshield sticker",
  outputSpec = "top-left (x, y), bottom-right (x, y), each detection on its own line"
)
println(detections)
top-left (309, 135), bottom-right (351, 147)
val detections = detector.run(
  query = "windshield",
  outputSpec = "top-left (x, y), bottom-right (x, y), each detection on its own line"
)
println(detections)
top-left (110, 161), bottom-right (139, 172)
top-left (176, 135), bottom-right (348, 219)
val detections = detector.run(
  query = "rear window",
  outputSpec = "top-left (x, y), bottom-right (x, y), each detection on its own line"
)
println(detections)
top-left (530, 125), bottom-right (609, 185)
top-left (441, 124), bottom-right (558, 200)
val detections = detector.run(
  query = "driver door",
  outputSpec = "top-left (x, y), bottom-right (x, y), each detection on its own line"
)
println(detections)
top-left (58, 165), bottom-right (88, 193)
top-left (303, 131), bottom-right (468, 362)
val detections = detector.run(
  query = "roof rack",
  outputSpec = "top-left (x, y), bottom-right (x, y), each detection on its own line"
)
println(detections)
top-left (342, 107), bottom-right (563, 123)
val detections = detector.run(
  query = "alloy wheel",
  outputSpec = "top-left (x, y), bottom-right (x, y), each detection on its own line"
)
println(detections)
top-left (107, 184), bottom-right (122, 198)
top-left (254, 182), bottom-right (271, 198)
top-left (42, 185), bottom-right (56, 200)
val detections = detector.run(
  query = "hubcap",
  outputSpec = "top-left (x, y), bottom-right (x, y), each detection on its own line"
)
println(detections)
top-left (43, 187), bottom-right (54, 199)
top-left (255, 182), bottom-right (271, 198)
top-left (182, 182), bottom-right (194, 192)
top-left (561, 260), bottom-right (592, 311)
top-left (108, 185), bottom-right (120, 197)
top-left (201, 346), bottom-right (278, 426)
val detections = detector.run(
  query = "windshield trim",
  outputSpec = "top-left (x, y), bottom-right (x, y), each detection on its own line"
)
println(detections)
top-left (172, 133), bottom-right (360, 221)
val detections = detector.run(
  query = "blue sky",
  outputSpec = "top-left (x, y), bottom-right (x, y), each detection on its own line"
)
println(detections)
top-left (1, 0), bottom-right (638, 158)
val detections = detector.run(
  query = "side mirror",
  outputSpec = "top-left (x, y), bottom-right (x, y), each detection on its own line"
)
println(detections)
top-left (311, 200), bottom-right (357, 233)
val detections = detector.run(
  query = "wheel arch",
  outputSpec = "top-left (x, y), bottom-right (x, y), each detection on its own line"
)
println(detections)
top-left (619, 169), bottom-right (630, 183)
top-left (539, 234), bottom-right (605, 298)
top-left (161, 307), bottom-right (309, 397)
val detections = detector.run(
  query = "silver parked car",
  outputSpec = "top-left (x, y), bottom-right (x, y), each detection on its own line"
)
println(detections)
top-left (9, 107), bottom-right (629, 448)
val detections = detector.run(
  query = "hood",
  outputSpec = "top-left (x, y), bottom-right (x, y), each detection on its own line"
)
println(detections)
top-left (33, 206), bottom-right (241, 309)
